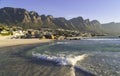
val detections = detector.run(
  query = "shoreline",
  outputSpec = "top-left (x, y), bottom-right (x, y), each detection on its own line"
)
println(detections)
top-left (0, 39), bottom-right (96, 76)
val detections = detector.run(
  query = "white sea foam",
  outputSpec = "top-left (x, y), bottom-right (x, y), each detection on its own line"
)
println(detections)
top-left (85, 38), bottom-right (120, 41)
top-left (32, 52), bottom-right (88, 76)
top-left (32, 52), bottom-right (87, 66)
top-left (56, 42), bottom-right (69, 45)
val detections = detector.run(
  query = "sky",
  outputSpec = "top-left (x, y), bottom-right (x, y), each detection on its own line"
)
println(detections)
top-left (0, 0), bottom-right (120, 23)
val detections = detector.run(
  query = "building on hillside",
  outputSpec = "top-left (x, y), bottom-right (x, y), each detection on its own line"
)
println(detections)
top-left (11, 30), bottom-right (25, 39)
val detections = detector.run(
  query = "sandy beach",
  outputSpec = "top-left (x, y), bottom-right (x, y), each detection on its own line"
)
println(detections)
top-left (0, 39), bottom-right (53, 48)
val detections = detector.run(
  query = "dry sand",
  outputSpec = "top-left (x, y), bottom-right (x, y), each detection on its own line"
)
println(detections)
top-left (0, 39), bottom-right (53, 47)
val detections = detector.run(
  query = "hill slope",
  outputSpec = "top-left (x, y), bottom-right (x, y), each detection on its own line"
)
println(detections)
top-left (102, 22), bottom-right (120, 35)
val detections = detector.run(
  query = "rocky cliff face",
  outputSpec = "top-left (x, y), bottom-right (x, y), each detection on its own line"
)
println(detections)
top-left (0, 7), bottom-right (103, 34)
top-left (69, 17), bottom-right (103, 33)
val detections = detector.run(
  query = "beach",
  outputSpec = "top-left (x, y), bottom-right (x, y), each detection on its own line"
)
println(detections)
top-left (1, 38), bottom-right (119, 76)
top-left (0, 37), bottom-right (117, 75)
top-left (0, 39), bottom-right (96, 76)
top-left (0, 39), bottom-right (55, 76)
top-left (0, 39), bottom-right (53, 48)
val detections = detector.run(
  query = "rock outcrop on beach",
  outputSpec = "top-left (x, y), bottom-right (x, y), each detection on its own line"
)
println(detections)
top-left (0, 7), bottom-right (103, 34)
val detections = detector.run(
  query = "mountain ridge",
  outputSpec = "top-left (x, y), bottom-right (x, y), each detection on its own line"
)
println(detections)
top-left (0, 7), bottom-right (103, 34)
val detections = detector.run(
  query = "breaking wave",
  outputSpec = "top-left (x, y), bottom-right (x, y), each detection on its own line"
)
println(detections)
top-left (32, 52), bottom-right (87, 66)
top-left (32, 52), bottom-right (88, 76)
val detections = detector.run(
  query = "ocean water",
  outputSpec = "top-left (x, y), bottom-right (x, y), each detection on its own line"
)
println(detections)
top-left (27, 38), bottom-right (120, 76)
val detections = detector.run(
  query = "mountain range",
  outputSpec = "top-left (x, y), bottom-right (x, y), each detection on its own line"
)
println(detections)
top-left (102, 22), bottom-right (120, 35)
top-left (0, 7), bottom-right (118, 35)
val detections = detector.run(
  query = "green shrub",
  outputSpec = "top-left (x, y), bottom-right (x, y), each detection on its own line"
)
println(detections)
top-left (0, 31), bottom-right (11, 36)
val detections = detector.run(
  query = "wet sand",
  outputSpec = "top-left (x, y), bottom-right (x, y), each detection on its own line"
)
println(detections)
top-left (0, 39), bottom-right (54, 76)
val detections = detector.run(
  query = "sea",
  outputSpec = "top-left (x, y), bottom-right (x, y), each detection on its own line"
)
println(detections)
top-left (27, 37), bottom-right (120, 76)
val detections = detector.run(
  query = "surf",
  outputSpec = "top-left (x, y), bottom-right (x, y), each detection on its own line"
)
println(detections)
top-left (32, 52), bottom-right (88, 76)
top-left (32, 52), bottom-right (87, 66)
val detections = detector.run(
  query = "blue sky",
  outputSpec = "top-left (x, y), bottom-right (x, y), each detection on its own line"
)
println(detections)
top-left (0, 0), bottom-right (120, 23)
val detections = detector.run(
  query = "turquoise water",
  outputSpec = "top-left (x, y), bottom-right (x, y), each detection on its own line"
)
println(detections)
top-left (28, 38), bottom-right (120, 76)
